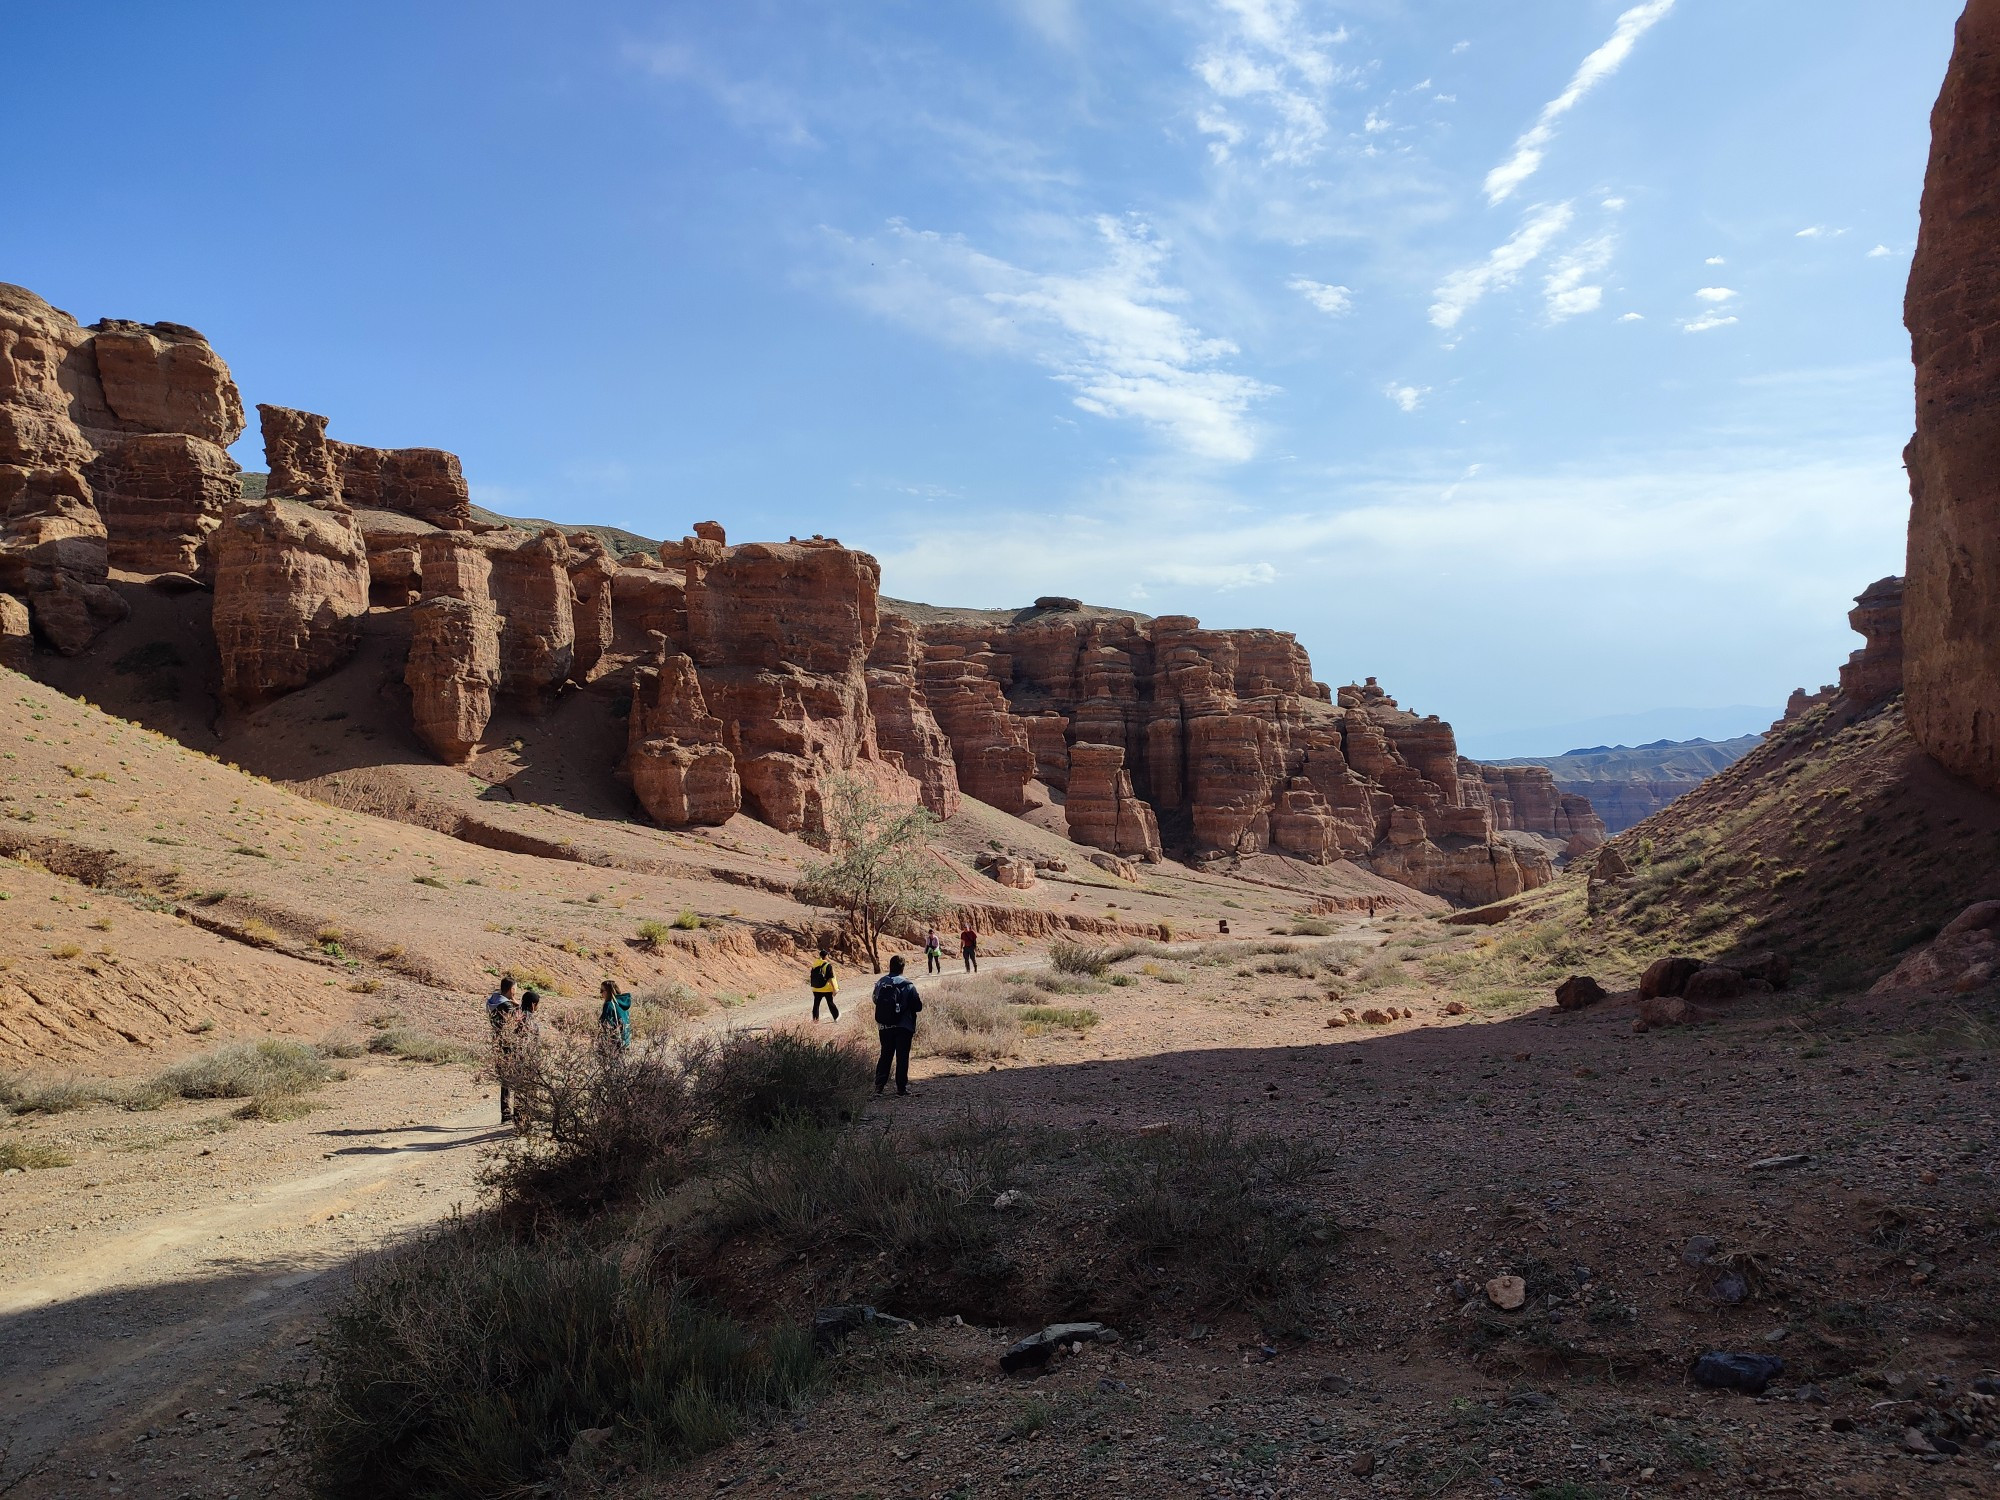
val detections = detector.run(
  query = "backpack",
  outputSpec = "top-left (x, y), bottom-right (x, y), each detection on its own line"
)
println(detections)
top-left (872, 975), bottom-right (917, 1027)
top-left (810, 960), bottom-right (836, 991)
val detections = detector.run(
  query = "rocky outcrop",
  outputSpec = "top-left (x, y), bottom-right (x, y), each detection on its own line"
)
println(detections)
top-left (209, 498), bottom-right (370, 705)
top-left (1837, 575), bottom-right (1905, 710)
top-left (909, 602), bottom-right (1552, 903)
top-left (1470, 763), bottom-right (1607, 853)
top-left (1904, 0), bottom-right (2000, 795)
top-left (258, 404), bottom-right (474, 530)
top-left (0, 284), bottom-right (251, 649)
top-left (866, 613), bottom-right (961, 818)
top-left (1065, 742), bottom-right (1163, 861)
top-left (354, 508), bottom-right (434, 607)
top-left (683, 538), bottom-right (918, 833)
top-left (406, 594), bottom-right (501, 762)
top-left (0, 593), bottom-right (28, 669)
top-left (567, 535), bottom-right (618, 683)
top-left (479, 529), bottom-right (573, 705)
top-left (86, 433), bottom-right (239, 575)
top-left (628, 643), bottom-right (740, 826)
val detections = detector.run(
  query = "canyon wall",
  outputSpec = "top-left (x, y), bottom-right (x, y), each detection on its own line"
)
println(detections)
top-left (1905, 0), bottom-right (2000, 794)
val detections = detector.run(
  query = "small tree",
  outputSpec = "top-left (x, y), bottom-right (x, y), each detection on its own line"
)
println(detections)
top-left (796, 774), bottom-right (947, 970)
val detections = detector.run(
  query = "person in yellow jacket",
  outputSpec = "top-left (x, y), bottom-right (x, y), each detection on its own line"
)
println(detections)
top-left (809, 945), bottom-right (840, 1021)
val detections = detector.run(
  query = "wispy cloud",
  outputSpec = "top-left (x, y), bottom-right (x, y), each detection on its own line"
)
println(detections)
top-left (1430, 201), bottom-right (1575, 329)
top-left (1384, 382), bottom-right (1428, 412)
top-left (1618, 312), bottom-right (1645, 322)
top-left (1866, 243), bottom-right (1894, 259)
top-left (1544, 235), bottom-right (1615, 321)
top-left (829, 216), bottom-right (1272, 461)
top-left (1693, 287), bottom-right (1737, 303)
top-left (1705, 255), bottom-right (1726, 265)
top-left (626, 41), bottom-right (818, 147)
top-left (1192, 0), bottom-right (1351, 167)
top-left (1484, 0), bottom-right (1677, 205)
top-left (1683, 311), bottom-right (1738, 333)
top-left (1795, 225), bottom-right (1848, 239)
top-left (1288, 277), bottom-right (1353, 316)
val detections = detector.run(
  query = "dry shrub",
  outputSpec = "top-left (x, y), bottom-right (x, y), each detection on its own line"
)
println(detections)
top-left (368, 1029), bottom-right (478, 1064)
top-left (926, 990), bottom-right (1021, 1061)
top-left (1021, 1005), bottom-right (1100, 1034)
top-left (1049, 940), bottom-right (1112, 976)
top-left (0, 1139), bottom-right (71, 1170)
top-left (1, 1076), bottom-right (104, 1116)
top-left (298, 1219), bottom-right (814, 1498)
top-left (683, 1029), bottom-right (872, 1135)
top-left (125, 1040), bottom-right (336, 1111)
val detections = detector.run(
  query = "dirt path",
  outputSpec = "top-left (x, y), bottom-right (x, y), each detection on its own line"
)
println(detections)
top-left (0, 1062), bottom-right (499, 1495)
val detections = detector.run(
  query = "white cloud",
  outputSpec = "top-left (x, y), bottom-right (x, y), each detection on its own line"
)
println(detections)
top-left (1151, 560), bottom-right (1279, 590)
top-left (1693, 286), bottom-right (1737, 303)
top-left (1484, 0), bottom-right (1677, 205)
top-left (1452, 40), bottom-right (1471, 54)
top-left (1796, 225), bottom-right (1849, 239)
top-left (1544, 234), bottom-right (1616, 321)
top-left (1602, 197), bottom-right (1627, 211)
top-left (1867, 243), bottom-right (1894, 258)
top-left (1385, 383), bottom-right (1429, 412)
top-left (829, 216), bottom-right (1272, 461)
top-left (1618, 312), bottom-right (1645, 322)
top-left (1288, 277), bottom-right (1353, 316)
top-left (1705, 255), bottom-right (1726, 265)
top-left (1430, 201), bottom-right (1575, 329)
top-left (1683, 312), bottom-right (1739, 333)
top-left (1010, 0), bottom-right (1081, 49)
top-left (1192, 0), bottom-right (1352, 167)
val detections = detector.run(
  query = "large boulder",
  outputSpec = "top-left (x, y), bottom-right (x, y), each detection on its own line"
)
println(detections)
top-left (1904, 0), bottom-right (2000, 793)
top-left (405, 594), bottom-right (502, 763)
top-left (1639, 955), bottom-right (1703, 1001)
top-left (209, 498), bottom-right (369, 704)
top-left (628, 644), bottom-right (740, 827)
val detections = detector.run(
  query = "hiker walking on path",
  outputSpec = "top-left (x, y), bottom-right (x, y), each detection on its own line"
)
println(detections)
top-left (598, 978), bottom-right (632, 1049)
top-left (924, 927), bottom-right (943, 974)
top-left (960, 924), bottom-right (979, 973)
top-left (809, 946), bottom-right (841, 1021)
top-left (871, 954), bottom-right (924, 1097)
top-left (484, 977), bottom-right (519, 1123)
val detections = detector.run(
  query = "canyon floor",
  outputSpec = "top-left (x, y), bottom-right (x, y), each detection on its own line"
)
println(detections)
top-left (2, 913), bottom-right (1994, 1500)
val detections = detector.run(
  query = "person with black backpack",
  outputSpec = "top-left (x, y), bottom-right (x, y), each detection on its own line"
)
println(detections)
top-left (870, 954), bottom-right (924, 1097)
top-left (809, 946), bottom-right (840, 1021)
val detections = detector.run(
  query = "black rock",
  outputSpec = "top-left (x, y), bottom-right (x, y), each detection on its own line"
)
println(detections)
top-left (999, 1321), bottom-right (1120, 1374)
top-left (1693, 1352), bottom-right (1786, 1394)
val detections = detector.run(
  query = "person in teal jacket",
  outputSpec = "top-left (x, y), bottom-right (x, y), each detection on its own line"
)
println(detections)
top-left (598, 978), bottom-right (632, 1048)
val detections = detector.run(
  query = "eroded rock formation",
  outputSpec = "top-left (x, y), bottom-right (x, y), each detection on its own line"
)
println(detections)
top-left (1905, 0), bottom-right (2000, 794)
top-left (866, 613), bottom-right (962, 818)
top-left (210, 498), bottom-right (369, 704)
top-left (259, 404), bottom-right (473, 529)
top-left (628, 642), bottom-right (741, 826)
top-left (0, 283), bottom-right (252, 650)
top-left (1837, 575), bottom-right (1905, 711)
top-left (907, 600), bottom-right (1559, 902)
top-left (406, 594), bottom-right (502, 762)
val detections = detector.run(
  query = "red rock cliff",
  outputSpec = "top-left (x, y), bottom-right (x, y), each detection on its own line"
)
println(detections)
top-left (1905, 0), bottom-right (2000, 793)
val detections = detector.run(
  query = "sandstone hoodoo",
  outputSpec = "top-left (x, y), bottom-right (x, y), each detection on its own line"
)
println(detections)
top-left (209, 497), bottom-right (371, 706)
top-left (0, 281), bottom-right (254, 652)
top-left (627, 642), bottom-right (742, 827)
top-left (903, 600), bottom-right (1571, 903)
top-left (1904, 0), bottom-right (2000, 795)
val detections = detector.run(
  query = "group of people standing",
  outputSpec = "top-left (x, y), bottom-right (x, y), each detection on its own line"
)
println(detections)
top-left (478, 923), bottom-right (982, 1122)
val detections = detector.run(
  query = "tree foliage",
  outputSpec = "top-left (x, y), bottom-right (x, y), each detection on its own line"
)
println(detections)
top-left (796, 775), bottom-right (946, 970)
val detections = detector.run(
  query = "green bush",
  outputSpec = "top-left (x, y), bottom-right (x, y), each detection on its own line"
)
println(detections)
top-left (1049, 940), bottom-right (1111, 976)
top-left (299, 1220), bottom-right (815, 1498)
top-left (672, 908), bottom-right (704, 931)
top-left (636, 918), bottom-right (673, 946)
top-left (1288, 917), bottom-right (1336, 937)
top-left (685, 1031), bottom-right (872, 1135)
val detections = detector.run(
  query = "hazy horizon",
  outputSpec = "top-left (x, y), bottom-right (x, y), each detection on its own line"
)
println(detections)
top-left (1, 1), bottom-right (1958, 740)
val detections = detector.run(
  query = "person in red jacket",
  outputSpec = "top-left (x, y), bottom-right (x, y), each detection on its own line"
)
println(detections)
top-left (959, 924), bottom-right (979, 973)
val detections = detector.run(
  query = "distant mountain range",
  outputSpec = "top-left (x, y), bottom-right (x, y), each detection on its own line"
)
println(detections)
top-left (1457, 706), bottom-right (1781, 761)
top-left (1483, 734), bottom-right (1764, 833)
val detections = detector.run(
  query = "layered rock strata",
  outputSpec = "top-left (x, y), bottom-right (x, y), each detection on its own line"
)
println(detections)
top-left (628, 642), bottom-right (741, 826)
top-left (1837, 575), bottom-right (1905, 710)
top-left (908, 599), bottom-right (1558, 902)
top-left (209, 498), bottom-right (370, 704)
top-left (1904, 0), bottom-right (2000, 794)
top-left (259, 404), bottom-right (473, 529)
top-left (0, 283), bottom-right (251, 650)
top-left (865, 613), bottom-right (962, 818)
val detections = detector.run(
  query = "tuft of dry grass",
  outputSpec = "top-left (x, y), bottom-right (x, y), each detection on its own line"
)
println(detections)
top-left (0, 1139), bottom-right (71, 1170)
top-left (927, 989), bottom-right (1021, 1061)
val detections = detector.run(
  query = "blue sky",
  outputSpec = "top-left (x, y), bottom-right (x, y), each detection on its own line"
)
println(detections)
top-left (1, 2), bottom-right (1962, 752)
